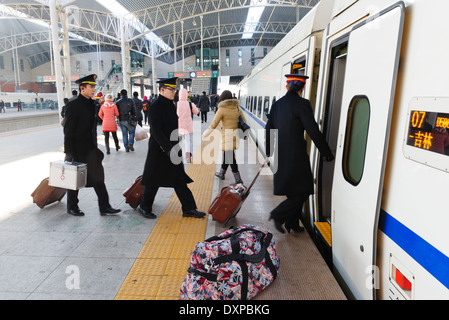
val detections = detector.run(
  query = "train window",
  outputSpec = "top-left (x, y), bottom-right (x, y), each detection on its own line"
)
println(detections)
top-left (257, 96), bottom-right (263, 118)
top-left (263, 96), bottom-right (270, 122)
top-left (251, 96), bottom-right (255, 113)
top-left (251, 96), bottom-right (256, 115)
top-left (292, 57), bottom-right (306, 75)
top-left (342, 96), bottom-right (370, 186)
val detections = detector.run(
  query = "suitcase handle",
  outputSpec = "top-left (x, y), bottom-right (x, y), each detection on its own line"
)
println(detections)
top-left (245, 159), bottom-right (268, 194)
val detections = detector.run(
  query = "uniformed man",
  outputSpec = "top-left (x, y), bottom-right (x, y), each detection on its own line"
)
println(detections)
top-left (265, 74), bottom-right (334, 233)
top-left (64, 74), bottom-right (121, 216)
top-left (139, 77), bottom-right (206, 219)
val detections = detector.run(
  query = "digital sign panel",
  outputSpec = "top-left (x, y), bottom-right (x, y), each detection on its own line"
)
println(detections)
top-left (407, 110), bottom-right (449, 156)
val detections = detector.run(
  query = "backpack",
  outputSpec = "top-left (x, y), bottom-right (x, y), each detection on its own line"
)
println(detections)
top-left (142, 100), bottom-right (148, 111)
top-left (179, 224), bottom-right (279, 300)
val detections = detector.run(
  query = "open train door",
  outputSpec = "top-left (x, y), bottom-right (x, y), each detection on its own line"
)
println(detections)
top-left (331, 3), bottom-right (404, 300)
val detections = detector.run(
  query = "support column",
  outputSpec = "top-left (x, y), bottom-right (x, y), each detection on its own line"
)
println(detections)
top-left (181, 20), bottom-right (185, 72)
top-left (120, 17), bottom-right (130, 93)
top-left (49, 0), bottom-right (65, 119)
top-left (200, 15), bottom-right (203, 71)
top-left (173, 22), bottom-right (177, 72)
top-left (151, 39), bottom-right (157, 95)
top-left (61, 7), bottom-right (72, 98)
top-left (140, 77), bottom-right (144, 98)
top-left (218, 12), bottom-right (221, 77)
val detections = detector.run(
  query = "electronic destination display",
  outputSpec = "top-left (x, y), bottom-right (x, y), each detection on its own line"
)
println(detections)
top-left (407, 110), bottom-right (449, 156)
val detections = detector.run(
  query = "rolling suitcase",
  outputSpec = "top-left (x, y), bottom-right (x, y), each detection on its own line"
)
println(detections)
top-left (123, 175), bottom-right (144, 208)
top-left (208, 161), bottom-right (267, 225)
top-left (31, 177), bottom-right (66, 209)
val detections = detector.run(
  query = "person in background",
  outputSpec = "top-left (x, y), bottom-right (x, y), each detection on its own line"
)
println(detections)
top-left (60, 97), bottom-right (69, 126)
top-left (142, 96), bottom-right (149, 125)
top-left (210, 93), bottom-right (217, 112)
top-left (177, 88), bottom-right (199, 163)
top-left (69, 90), bottom-right (78, 102)
top-left (98, 94), bottom-right (120, 154)
top-left (116, 89), bottom-right (137, 152)
top-left (198, 91), bottom-right (210, 123)
top-left (132, 91), bottom-right (144, 127)
top-left (202, 90), bottom-right (245, 184)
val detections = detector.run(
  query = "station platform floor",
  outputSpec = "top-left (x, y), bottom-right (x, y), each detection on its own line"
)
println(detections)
top-left (0, 112), bottom-right (346, 301)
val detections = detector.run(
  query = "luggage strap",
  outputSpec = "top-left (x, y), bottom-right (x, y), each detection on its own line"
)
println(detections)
top-left (211, 231), bottom-right (273, 265)
top-left (187, 267), bottom-right (218, 282)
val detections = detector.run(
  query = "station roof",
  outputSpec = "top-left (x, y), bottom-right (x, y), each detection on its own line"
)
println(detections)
top-left (0, 0), bottom-right (319, 68)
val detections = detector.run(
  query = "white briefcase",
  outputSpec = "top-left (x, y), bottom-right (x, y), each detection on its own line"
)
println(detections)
top-left (49, 160), bottom-right (87, 190)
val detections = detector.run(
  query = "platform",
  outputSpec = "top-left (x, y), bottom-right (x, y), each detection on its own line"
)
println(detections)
top-left (0, 114), bottom-right (346, 300)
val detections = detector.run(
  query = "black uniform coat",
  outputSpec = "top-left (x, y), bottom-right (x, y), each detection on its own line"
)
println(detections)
top-left (64, 94), bottom-right (105, 187)
top-left (265, 90), bottom-right (332, 196)
top-left (141, 95), bottom-right (193, 187)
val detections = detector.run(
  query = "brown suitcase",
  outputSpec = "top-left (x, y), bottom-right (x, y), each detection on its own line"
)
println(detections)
top-left (31, 177), bottom-right (66, 209)
top-left (123, 175), bottom-right (145, 208)
top-left (208, 161), bottom-right (267, 225)
top-left (208, 184), bottom-right (247, 224)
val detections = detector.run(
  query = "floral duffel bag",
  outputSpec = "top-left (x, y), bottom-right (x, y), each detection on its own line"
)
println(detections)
top-left (179, 224), bottom-right (280, 300)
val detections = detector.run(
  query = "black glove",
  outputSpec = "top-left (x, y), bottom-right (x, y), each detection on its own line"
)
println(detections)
top-left (324, 153), bottom-right (334, 162)
top-left (64, 153), bottom-right (73, 162)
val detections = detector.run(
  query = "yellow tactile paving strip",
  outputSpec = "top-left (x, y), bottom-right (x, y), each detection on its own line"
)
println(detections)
top-left (314, 222), bottom-right (332, 247)
top-left (115, 141), bottom-right (217, 300)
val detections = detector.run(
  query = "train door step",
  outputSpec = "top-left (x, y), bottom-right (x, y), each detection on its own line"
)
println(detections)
top-left (314, 222), bottom-right (332, 247)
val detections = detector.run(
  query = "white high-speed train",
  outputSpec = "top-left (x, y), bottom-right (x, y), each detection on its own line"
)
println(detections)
top-left (238, 0), bottom-right (449, 300)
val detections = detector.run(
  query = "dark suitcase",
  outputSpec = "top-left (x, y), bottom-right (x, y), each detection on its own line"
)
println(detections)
top-left (31, 177), bottom-right (66, 209)
top-left (123, 175), bottom-right (144, 208)
top-left (209, 162), bottom-right (266, 225)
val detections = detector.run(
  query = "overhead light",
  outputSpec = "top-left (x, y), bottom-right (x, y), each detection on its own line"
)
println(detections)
top-left (242, 0), bottom-right (267, 39)
top-left (95, 0), bottom-right (171, 51)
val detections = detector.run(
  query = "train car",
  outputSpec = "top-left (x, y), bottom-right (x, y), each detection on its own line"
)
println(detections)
top-left (238, 0), bottom-right (449, 300)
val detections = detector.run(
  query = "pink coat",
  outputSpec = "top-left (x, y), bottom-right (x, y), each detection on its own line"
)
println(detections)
top-left (99, 101), bottom-right (119, 132)
top-left (177, 88), bottom-right (199, 135)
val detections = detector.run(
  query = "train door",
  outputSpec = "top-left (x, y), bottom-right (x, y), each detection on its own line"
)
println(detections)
top-left (331, 3), bottom-right (404, 300)
top-left (318, 40), bottom-right (347, 223)
top-left (280, 62), bottom-right (291, 95)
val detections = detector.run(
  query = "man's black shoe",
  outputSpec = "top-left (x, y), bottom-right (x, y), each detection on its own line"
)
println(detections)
top-left (183, 209), bottom-right (206, 218)
top-left (67, 208), bottom-right (85, 216)
top-left (138, 207), bottom-right (157, 219)
top-left (100, 207), bottom-right (121, 216)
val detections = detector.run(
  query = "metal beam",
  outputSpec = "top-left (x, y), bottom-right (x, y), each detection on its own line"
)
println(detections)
top-left (127, 0), bottom-right (318, 41)
top-left (0, 1), bottom-right (318, 68)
